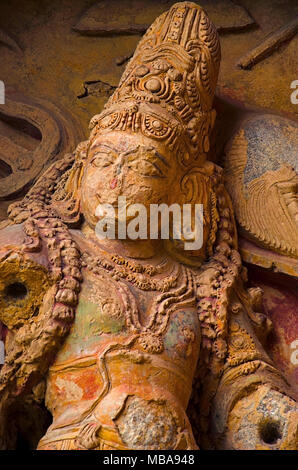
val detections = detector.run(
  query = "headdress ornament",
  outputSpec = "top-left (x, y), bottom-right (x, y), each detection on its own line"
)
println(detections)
top-left (89, 2), bottom-right (221, 167)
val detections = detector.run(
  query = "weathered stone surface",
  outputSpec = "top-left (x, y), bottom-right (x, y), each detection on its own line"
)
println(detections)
top-left (0, 0), bottom-right (297, 452)
top-left (200, 0), bottom-right (255, 32)
top-left (246, 263), bottom-right (298, 390)
top-left (0, 93), bottom-right (84, 201)
top-left (77, 79), bottom-right (116, 99)
top-left (226, 387), bottom-right (298, 450)
top-left (237, 17), bottom-right (298, 69)
top-left (242, 115), bottom-right (298, 186)
top-left (0, 28), bottom-right (22, 54)
top-left (73, 0), bottom-right (167, 36)
top-left (224, 114), bottom-right (298, 260)
top-left (240, 239), bottom-right (298, 278)
top-left (73, 0), bottom-right (255, 36)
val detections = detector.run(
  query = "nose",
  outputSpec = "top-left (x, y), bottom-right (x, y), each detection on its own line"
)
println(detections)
top-left (109, 154), bottom-right (125, 190)
top-left (115, 156), bottom-right (124, 175)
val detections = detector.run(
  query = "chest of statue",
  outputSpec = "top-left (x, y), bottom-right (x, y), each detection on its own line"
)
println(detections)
top-left (54, 251), bottom-right (200, 361)
top-left (44, 255), bottom-right (201, 436)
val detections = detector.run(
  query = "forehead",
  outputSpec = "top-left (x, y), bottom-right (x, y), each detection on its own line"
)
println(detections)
top-left (90, 132), bottom-right (135, 152)
top-left (89, 130), bottom-right (172, 163)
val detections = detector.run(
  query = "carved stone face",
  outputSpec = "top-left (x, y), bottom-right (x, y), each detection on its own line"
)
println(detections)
top-left (80, 130), bottom-right (183, 229)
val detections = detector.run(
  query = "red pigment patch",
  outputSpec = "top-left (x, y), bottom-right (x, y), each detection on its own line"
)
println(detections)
top-left (110, 178), bottom-right (118, 189)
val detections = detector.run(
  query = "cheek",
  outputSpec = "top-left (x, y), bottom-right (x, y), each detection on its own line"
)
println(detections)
top-left (151, 171), bottom-right (179, 202)
top-left (121, 176), bottom-right (170, 205)
top-left (82, 167), bottom-right (109, 197)
top-left (150, 181), bottom-right (171, 202)
top-left (80, 168), bottom-right (102, 222)
top-left (82, 170), bottom-right (96, 201)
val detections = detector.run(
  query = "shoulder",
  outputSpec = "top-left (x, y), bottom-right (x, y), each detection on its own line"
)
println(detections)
top-left (0, 222), bottom-right (50, 271)
top-left (0, 222), bottom-right (26, 253)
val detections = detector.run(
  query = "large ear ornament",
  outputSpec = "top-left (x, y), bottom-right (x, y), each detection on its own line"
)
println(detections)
top-left (51, 141), bottom-right (88, 226)
top-left (165, 161), bottom-right (220, 266)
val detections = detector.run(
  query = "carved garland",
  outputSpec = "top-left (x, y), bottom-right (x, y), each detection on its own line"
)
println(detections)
top-left (0, 146), bottom-right (86, 449)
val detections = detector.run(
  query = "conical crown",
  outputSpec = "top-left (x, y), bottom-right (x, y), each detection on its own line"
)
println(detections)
top-left (89, 2), bottom-right (221, 168)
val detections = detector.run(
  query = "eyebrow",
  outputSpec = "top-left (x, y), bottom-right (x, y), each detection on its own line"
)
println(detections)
top-left (126, 148), bottom-right (170, 168)
top-left (90, 144), bottom-right (170, 167)
top-left (153, 150), bottom-right (170, 167)
top-left (90, 144), bottom-right (115, 152)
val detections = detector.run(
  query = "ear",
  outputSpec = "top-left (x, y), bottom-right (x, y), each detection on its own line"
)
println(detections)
top-left (53, 163), bottom-right (83, 227)
top-left (52, 141), bottom-right (88, 227)
top-left (164, 162), bottom-right (220, 266)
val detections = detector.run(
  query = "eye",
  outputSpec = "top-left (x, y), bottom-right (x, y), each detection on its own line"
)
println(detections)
top-left (128, 159), bottom-right (164, 177)
top-left (91, 152), bottom-right (115, 168)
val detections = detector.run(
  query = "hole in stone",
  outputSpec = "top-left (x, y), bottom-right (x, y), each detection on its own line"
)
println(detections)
top-left (0, 158), bottom-right (12, 179)
top-left (259, 418), bottom-right (282, 444)
top-left (0, 111), bottom-right (42, 141)
top-left (5, 282), bottom-right (28, 300)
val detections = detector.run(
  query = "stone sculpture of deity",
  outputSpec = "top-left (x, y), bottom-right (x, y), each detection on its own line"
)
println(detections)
top-left (0, 2), bottom-right (297, 450)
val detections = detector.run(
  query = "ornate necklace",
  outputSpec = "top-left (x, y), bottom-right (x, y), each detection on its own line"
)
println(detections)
top-left (81, 249), bottom-right (196, 354)
top-left (82, 251), bottom-right (179, 292)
